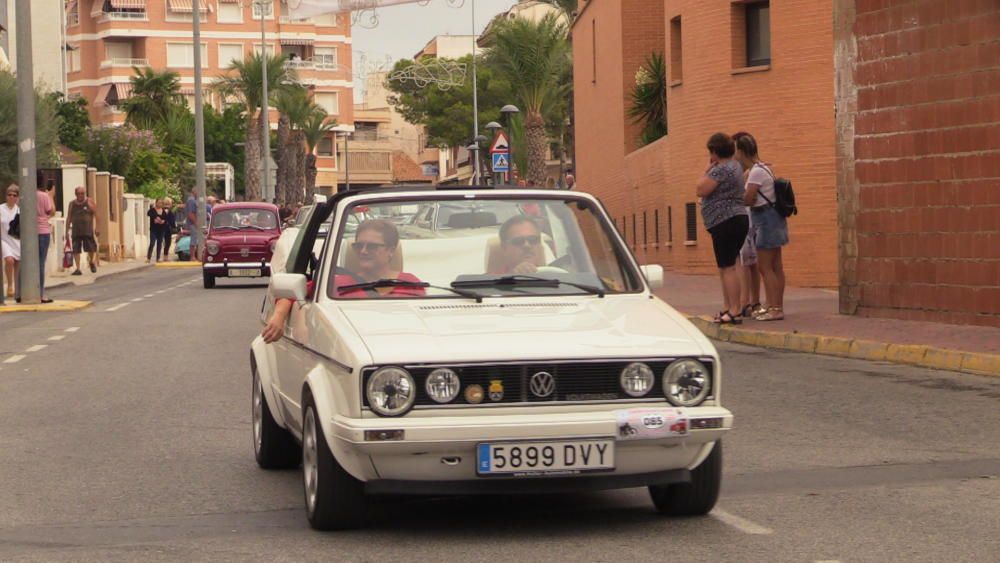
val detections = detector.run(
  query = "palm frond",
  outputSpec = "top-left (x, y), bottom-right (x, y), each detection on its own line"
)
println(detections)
top-left (628, 52), bottom-right (668, 146)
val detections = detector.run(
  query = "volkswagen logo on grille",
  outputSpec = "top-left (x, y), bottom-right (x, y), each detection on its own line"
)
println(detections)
top-left (529, 371), bottom-right (555, 398)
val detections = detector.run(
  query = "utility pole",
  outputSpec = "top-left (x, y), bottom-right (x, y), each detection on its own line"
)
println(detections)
top-left (471, 0), bottom-right (480, 184)
top-left (193, 0), bottom-right (207, 258)
top-left (259, 0), bottom-right (271, 202)
top-left (15, 0), bottom-right (40, 304)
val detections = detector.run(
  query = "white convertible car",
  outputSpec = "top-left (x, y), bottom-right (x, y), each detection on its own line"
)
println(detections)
top-left (251, 186), bottom-right (733, 530)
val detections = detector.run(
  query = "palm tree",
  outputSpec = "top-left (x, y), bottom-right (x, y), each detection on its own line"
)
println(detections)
top-left (301, 109), bottom-right (336, 200)
top-left (214, 52), bottom-right (296, 201)
top-left (538, 0), bottom-right (578, 21)
top-left (273, 85), bottom-right (313, 205)
top-left (628, 52), bottom-right (667, 146)
top-left (485, 14), bottom-right (570, 185)
top-left (123, 67), bottom-right (184, 130)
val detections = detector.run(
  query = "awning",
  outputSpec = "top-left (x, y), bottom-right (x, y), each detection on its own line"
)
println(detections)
top-left (218, 0), bottom-right (241, 2)
top-left (94, 84), bottom-right (113, 107)
top-left (113, 83), bottom-right (134, 99)
top-left (179, 87), bottom-right (196, 95)
top-left (280, 38), bottom-right (315, 46)
top-left (65, 0), bottom-right (78, 13)
top-left (109, 0), bottom-right (147, 9)
top-left (167, 0), bottom-right (209, 13)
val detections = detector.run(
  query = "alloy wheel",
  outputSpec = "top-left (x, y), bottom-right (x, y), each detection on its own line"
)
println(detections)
top-left (303, 407), bottom-right (319, 515)
top-left (252, 371), bottom-right (263, 455)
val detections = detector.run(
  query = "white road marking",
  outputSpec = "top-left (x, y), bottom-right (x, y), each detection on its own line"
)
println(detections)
top-left (130, 298), bottom-right (143, 302)
top-left (3, 355), bottom-right (26, 364)
top-left (26, 345), bottom-right (47, 353)
top-left (144, 294), bottom-right (155, 298)
top-left (105, 303), bottom-right (130, 312)
top-left (711, 509), bottom-right (774, 535)
top-left (155, 290), bottom-right (167, 294)
top-left (65, 327), bottom-right (80, 333)
top-left (47, 335), bottom-right (66, 341)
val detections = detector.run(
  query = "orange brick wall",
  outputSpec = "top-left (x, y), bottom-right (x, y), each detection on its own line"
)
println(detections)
top-left (845, 0), bottom-right (1000, 326)
top-left (573, 0), bottom-right (839, 287)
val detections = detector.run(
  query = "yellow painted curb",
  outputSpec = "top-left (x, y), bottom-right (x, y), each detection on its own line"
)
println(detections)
top-left (921, 347), bottom-right (966, 372)
top-left (848, 339), bottom-right (890, 362)
top-left (155, 261), bottom-right (201, 268)
top-left (885, 344), bottom-right (927, 366)
top-left (0, 300), bottom-right (91, 313)
top-left (815, 336), bottom-right (853, 357)
top-left (960, 353), bottom-right (1000, 377)
top-left (755, 331), bottom-right (787, 349)
top-left (784, 333), bottom-right (819, 353)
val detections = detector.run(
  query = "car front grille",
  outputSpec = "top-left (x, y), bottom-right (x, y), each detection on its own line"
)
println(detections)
top-left (361, 359), bottom-right (713, 409)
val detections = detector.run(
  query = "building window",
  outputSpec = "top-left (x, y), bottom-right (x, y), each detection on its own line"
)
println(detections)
top-left (631, 213), bottom-right (637, 249)
top-left (746, 1), bottom-right (771, 67)
top-left (643, 211), bottom-right (648, 246)
top-left (669, 17), bottom-right (682, 82)
top-left (217, 1), bottom-right (243, 23)
top-left (252, 1), bottom-right (274, 19)
top-left (218, 43), bottom-right (244, 68)
top-left (317, 136), bottom-right (334, 157)
top-left (685, 203), bottom-right (697, 242)
top-left (253, 43), bottom-right (277, 58)
top-left (591, 19), bottom-right (597, 84)
top-left (654, 209), bottom-right (660, 244)
top-left (314, 92), bottom-right (339, 115)
top-left (165, 0), bottom-right (208, 23)
top-left (667, 206), bottom-right (673, 243)
top-left (68, 47), bottom-right (82, 73)
top-left (166, 43), bottom-right (208, 68)
top-left (314, 47), bottom-right (338, 69)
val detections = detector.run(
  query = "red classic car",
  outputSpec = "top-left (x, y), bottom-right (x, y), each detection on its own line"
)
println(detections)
top-left (202, 203), bottom-right (282, 289)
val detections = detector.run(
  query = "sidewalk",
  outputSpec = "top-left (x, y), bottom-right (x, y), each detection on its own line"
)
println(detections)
top-left (654, 272), bottom-right (1000, 377)
top-left (47, 259), bottom-right (154, 289)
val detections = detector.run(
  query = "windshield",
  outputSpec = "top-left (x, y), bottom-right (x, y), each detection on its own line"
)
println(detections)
top-left (326, 196), bottom-right (641, 299)
top-left (211, 209), bottom-right (278, 230)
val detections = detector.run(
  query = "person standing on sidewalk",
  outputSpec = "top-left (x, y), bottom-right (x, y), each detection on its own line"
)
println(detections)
top-left (66, 187), bottom-right (99, 276)
top-left (736, 132), bottom-right (788, 321)
top-left (147, 199), bottom-right (169, 263)
top-left (1, 184), bottom-right (21, 299)
top-left (34, 176), bottom-right (56, 303)
top-left (185, 191), bottom-right (200, 261)
top-left (161, 197), bottom-right (175, 262)
top-left (696, 133), bottom-right (748, 325)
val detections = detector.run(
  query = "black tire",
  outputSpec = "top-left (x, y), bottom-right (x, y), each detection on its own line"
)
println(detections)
top-left (302, 392), bottom-right (366, 530)
top-left (203, 271), bottom-right (215, 289)
top-left (649, 441), bottom-right (722, 516)
top-left (252, 363), bottom-right (299, 470)
top-left (178, 251), bottom-right (190, 261)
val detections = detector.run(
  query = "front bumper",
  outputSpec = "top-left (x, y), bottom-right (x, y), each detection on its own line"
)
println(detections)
top-left (330, 405), bottom-right (732, 486)
top-left (202, 261), bottom-right (271, 277)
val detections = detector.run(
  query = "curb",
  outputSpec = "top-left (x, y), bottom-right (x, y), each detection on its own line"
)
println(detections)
top-left (155, 261), bottom-right (201, 268)
top-left (0, 300), bottom-right (92, 313)
top-left (686, 316), bottom-right (1000, 378)
top-left (47, 262), bottom-right (155, 290)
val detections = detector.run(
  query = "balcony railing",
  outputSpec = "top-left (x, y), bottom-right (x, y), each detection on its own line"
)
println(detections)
top-left (100, 58), bottom-right (149, 69)
top-left (279, 16), bottom-right (313, 24)
top-left (100, 11), bottom-right (149, 22)
top-left (283, 58), bottom-right (342, 72)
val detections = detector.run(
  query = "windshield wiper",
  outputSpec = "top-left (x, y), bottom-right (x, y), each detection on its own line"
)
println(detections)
top-left (338, 278), bottom-right (484, 302)
top-left (452, 275), bottom-right (605, 298)
top-left (213, 225), bottom-right (239, 230)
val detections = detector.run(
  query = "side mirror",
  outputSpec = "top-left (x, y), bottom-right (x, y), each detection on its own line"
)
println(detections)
top-left (272, 273), bottom-right (308, 301)
top-left (639, 264), bottom-right (664, 290)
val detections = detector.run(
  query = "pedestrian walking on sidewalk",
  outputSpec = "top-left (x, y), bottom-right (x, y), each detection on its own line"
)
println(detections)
top-left (66, 186), bottom-right (99, 275)
top-left (696, 132), bottom-right (748, 325)
top-left (161, 197), bottom-right (175, 262)
top-left (35, 175), bottom-right (56, 303)
top-left (735, 132), bottom-right (787, 321)
top-left (147, 199), bottom-right (169, 262)
top-left (1, 184), bottom-right (21, 299)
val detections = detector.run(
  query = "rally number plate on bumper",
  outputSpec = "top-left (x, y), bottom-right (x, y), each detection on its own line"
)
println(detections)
top-left (476, 439), bottom-right (614, 476)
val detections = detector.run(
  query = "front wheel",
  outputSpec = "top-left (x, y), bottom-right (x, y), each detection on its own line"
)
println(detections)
top-left (649, 441), bottom-right (722, 516)
top-left (203, 271), bottom-right (215, 289)
top-left (302, 393), bottom-right (366, 530)
top-left (252, 365), bottom-right (299, 469)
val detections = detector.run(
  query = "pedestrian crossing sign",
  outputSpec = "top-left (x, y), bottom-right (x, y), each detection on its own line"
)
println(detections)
top-left (492, 152), bottom-right (510, 172)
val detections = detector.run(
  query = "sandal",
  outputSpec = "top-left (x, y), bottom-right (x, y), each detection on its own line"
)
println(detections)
top-left (754, 307), bottom-right (784, 321)
top-left (740, 302), bottom-right (761, 318)
top-left (713, 311), bottom-right (743, 325)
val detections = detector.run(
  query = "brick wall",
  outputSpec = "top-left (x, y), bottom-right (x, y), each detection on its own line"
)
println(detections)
top-left (844, 0), bottom-right (1000, 326)
top-left (574, 0), bottom-right (839, 287)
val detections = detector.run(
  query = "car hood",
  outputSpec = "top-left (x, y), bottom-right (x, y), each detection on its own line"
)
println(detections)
top-left (332, 295), bottom-right (711, 365)
top-left (208, 230), bottom-right (278, 243)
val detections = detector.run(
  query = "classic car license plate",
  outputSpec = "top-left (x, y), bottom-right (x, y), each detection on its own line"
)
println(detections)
top-left (477, 439), bottom-right (614, 476)
top-left (229, 268), bottom-right (261, 277)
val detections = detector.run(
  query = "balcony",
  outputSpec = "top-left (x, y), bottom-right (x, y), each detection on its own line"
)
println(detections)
top-left (279, 16), bottom-right (313, 24)
top-left (284, 58), bottom-right (343, 73)
top-left (99, 11), bottom-right (149, 22)
top-left (100, 58), bottom-right (150, 69)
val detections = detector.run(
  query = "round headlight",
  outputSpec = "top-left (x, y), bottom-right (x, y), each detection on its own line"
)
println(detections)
top-left (425, 368), bottom-right (460, 403)
top-left (662, 360), bottom-right (711, 407)
top-left (206, 241), bottom-right (220, 256)
top-left (620, 362), bottom-right (654, 397)
top-left (366, 367), bottom-right (416, 416)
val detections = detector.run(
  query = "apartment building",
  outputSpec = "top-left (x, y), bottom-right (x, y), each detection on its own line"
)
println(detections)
top-left (65, 0), bottom-right (353, 191)
top-left (1, 0), bottom-right (67, 91)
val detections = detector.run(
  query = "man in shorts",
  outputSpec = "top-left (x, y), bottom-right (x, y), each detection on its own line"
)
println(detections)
top-left (66, 187), bottom-right (99, 275)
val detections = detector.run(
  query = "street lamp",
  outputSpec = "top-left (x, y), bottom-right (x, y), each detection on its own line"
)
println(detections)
top-left (500, 105), bottom-right (520, 184)
top-left (255, 0), bottom-right (272, 202)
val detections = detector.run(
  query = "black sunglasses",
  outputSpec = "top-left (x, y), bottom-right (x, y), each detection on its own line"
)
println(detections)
top-left (352, 241), bottom-right (387, 253)
top-left (507, 235), bottom-right (541, 247)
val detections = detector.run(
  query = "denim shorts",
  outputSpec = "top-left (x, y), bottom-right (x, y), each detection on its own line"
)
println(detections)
top-left (751, 205), bottom-right (789, 249)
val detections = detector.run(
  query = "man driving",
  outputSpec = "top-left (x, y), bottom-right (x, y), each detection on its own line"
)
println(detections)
top-left (490, 216), bottom-right (543, 275)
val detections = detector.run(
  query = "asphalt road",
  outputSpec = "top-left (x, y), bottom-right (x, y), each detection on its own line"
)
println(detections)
top-left (1, 269), bottom-right (998, 561)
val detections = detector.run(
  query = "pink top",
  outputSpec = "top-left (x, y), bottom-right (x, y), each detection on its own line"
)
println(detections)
top-left (334, 272), bottom-right (426, 298)
top-left (36, 190), bottom-right (53, 234)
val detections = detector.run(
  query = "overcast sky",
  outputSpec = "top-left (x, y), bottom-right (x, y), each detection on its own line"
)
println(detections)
top-left (351, 0), bottom-right (518, 99)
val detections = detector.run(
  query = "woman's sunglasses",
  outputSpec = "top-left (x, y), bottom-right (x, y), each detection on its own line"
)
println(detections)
top-left (352, 241), bottom-right (387, 253)
top-left (6, 192), bottom-right (17, 197)
top-left (507, 235), bottom-right (541, 247)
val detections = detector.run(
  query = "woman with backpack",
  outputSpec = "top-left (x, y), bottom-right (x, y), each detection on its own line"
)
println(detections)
top-left (735, 132), bottom-right (787, 321)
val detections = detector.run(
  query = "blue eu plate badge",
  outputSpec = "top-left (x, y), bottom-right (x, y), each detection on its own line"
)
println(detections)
top-left (478, 444), bottom-right (491, 472)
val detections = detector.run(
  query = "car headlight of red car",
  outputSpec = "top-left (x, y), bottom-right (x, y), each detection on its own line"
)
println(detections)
top-left (206, 241), bottom-right (220, 256)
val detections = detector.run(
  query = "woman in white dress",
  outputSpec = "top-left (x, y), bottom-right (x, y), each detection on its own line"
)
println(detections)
top-left (1, 184), bottom-right (21, 298)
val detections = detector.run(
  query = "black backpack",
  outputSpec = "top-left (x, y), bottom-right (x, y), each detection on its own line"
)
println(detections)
top-left (7, 212), bottom-right (19, 239)
top-left (756, 165), bottom-right (797, 218)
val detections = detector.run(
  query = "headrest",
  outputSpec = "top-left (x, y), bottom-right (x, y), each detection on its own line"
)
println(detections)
top-left (447, 211), bottom-right (497, 229)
